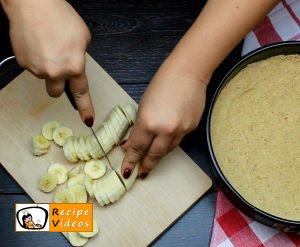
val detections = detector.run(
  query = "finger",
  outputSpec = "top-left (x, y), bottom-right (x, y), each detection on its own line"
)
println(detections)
top-left (121, 126), bottom-right (154, 179)
top-left (69, 72), bottom-right (95, 126)
top-left (138, 135), bottom-right (172, 178)
top-left (45, 79), bottom-right (65, 98)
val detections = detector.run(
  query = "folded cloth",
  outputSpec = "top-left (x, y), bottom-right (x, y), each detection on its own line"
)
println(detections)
top-left (242, 0), bottom-right (300, 55)
top-left (210, 1), bottom-right (300, 246)
top-left (210, 190), bottom-right (300, 247)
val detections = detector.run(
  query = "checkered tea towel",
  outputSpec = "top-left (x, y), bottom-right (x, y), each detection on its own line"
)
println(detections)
top-left (210, 1), bottom-right (300, 246)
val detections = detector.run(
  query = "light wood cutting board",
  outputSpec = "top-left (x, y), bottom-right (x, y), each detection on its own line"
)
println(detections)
top-left (0, 54), bottom-right (212, 246)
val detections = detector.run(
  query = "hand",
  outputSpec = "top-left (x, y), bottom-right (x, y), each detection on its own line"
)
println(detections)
top-left (1, 0), bottom-right (94, 124)
top-left (120, 61), bottom-right (208, 179)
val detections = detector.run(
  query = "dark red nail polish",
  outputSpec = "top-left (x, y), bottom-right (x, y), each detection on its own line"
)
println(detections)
top-left (123, 168), bottom-right (131, 179)
top-left (119, 139), bottom-right (127, 146)
top-left (140, 173), bottom-right (148, 179)
top-left (84, 117), bottom-right (94, 127)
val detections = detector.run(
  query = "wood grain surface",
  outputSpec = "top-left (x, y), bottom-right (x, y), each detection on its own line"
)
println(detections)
top-left (0, 0), bottom-right (243, 246)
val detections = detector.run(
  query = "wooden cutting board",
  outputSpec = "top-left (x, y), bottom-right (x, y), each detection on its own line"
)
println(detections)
top-left (0, 54), bottom-right (212, 246)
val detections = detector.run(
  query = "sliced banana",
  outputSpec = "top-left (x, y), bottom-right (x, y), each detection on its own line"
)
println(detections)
top-left (86, 135), bottom-right (102, 159)
top-left (32, 135), bottom-right (50, 155)
top-left (106, 171), bottom-right (125, 203)
top-left (63, 137), bottom-right (78, 163)
top-left (38, 173), bottom-right (57, 193)
top-left (84, 160), bottom-right (106, 179)
top-left (73, 137), bottom-right (84, 161)
top-left (119, 104), bottom-right (137, 124)
top-left (41, 121), bottom-right (60, 140)
top-left (33, 147), bottom-right (48, 156)
top-left (69, 184), bottom-right (88, 203)
top-left (48, 163), bottom-right (68, 184)
top-left (53, 126), bottom-right (73, 146)
top-left (93, 179), bottom-right (105, 207)
top-left (78, 135), bottom-right (91, 161)
top-left (67, 165), bottom-right (81, 178)
top-left (68, 174), bottom-right (85, 187)
top-left (68, 232), bottom-right (89, 247)
top-left (93, 171), bottom-right (126, 206)
top-left (54, 188), bottom-right (76, 203)
top-left (85, 175), bottom-right (95, 199)
top-left (78, 220), bottom-right (99, 238)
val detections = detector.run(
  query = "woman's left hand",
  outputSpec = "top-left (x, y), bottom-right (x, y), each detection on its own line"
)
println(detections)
top-left (120, 61), bottom-right (208, 179)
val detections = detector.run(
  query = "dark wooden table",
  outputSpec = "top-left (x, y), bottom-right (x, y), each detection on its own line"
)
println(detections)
top-left (0, 1), bottom-right (242, 246)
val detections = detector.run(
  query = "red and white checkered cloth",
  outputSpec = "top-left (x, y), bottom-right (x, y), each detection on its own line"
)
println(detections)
top-left (210, 1), bottom-right (300, 246)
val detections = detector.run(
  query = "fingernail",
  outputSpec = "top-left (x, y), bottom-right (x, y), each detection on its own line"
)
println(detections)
top-left (119, 139), bottom-right (127, 146)
top-left (123, 168), bottom-right (131, 179)
top-left (140, 173), bottom-right (148, 179)
top-left (84, 117), bottom-right (94, 127)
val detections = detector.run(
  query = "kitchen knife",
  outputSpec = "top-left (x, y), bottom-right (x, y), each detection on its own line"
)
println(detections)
top-left (64, 80), bottom-right (115, 171)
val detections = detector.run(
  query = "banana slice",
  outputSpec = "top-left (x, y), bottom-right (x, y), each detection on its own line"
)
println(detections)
top-left (86, 135), bottom-right (102, 159)
top-left (85, 175), bottom-right (95, 199)
top-left (116, 164), bottom-right (139, 191)
top-left (102, 122), bottom-right (117, 145)
top-left (53, 126), bottom-right (73, 146)
top-left (48, 163), bottom-right (68, 185)
top-left (98, 177), bottom-right (110, 205)
top-left (33, 147), bottom-right (48, 156)
top-left (93, 171), bottom-right (126, 206)
top-left (68, 174), bottom-right (85, 187)
top-left (38, 173), bottom-right (57, 192)
top-left (32, 135), bottom-right (50, 155)
top-left (78, 219), bottom-right (99, 238)
top-left (73, 137), bottom-right (84, 161)
top-left (78, 135), bottom-right (91, 161)
top-left (63, 137), bottom-right (78, 163)
top-left (109, 171), bottom-right (126, 202)
top-left (69, 184), bottom-right (88, 203)
top-left (68, 232), bottom-right (88, 247)
top-left (84, 160), bottom-right (106, 179)
top-left (105, 171), bottom-right (124, 203)
top-left (67, 165), bottom-right (81, 178)
top-left (41, 121), bottom-right (60, 140)
top-left (93, 179), bottom-right (105, 207)
top-left (54, 188), bottom-right (76, 203)
top-left (119, 104), bottom-right (137, 124)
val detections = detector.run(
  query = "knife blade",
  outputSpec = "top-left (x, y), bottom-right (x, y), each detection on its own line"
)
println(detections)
top-left (64, 80), bottom-right (115, 171)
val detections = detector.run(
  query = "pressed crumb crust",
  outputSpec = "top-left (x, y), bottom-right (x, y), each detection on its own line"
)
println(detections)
top-left (211, 55), bottom-right (300, 221)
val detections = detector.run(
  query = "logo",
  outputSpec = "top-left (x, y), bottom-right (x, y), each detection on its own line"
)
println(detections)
top-left (15, 203), bottom-right (93, 232)
top-left (15, 204), bottom-right (49, 232)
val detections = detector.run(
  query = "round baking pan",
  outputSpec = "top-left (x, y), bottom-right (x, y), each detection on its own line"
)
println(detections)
top-left (206, 41), bottom-right (300, 232)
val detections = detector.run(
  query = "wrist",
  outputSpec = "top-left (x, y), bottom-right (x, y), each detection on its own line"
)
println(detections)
top-left (158, 52), bottom-right (212, 88)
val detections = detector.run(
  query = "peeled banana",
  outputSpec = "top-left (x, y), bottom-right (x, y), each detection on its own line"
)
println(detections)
top-left (92, 164), bottom-right (139, 207)
top-left (63, 103), bottom-right (137, 162)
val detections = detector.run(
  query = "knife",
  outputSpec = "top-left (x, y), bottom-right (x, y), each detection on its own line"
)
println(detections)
top-left (64, 80), bottom-right (115, 171)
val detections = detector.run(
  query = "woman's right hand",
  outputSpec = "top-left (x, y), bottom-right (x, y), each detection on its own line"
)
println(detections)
top-left (1, 0), bottom-right (95, 124)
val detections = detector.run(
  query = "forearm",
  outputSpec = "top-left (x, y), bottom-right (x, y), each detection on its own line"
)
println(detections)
top-left (160, 0), bottom-right (280, 84)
